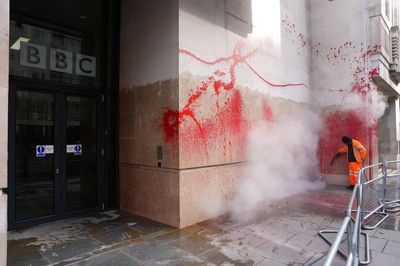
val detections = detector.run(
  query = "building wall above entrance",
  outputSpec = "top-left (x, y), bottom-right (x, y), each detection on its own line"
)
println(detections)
top-left (9, 0), bottom-right (116, 88)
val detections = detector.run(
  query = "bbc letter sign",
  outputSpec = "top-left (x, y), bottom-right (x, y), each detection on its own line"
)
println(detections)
top-left (20, 43), bottom-right (46, 70)
top-left (20, 42), bottom-right (96, 77)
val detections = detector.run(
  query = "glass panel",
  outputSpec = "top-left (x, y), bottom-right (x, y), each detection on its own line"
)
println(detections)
top-left (9, 0), bottom-right (115, 87)
top-left (15, 91), bottom-right (55, 221)
top-left (66, 95), bottom-right (97, 211)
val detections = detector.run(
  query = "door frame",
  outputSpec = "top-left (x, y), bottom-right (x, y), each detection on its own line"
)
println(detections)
top-left (8, 77), bottom-right (106, 229)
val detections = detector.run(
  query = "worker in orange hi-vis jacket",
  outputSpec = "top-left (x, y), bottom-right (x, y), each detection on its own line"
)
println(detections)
top-left (332, 136), bottom-right (367, 189)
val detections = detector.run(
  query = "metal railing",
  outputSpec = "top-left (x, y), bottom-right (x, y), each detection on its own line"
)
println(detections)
top-left (319, 182), bottom-right (369, 265)
top-left (319, 160), bottom-right (400, 265)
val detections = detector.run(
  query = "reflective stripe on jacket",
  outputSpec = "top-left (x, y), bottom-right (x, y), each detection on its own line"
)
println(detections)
top-left (338, 139), bottom-right (366, 163)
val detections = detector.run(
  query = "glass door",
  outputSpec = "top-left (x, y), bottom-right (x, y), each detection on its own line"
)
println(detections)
top-left (65, 95), bottom-right (99, 212)
top-left (14, 90), bottom-right (57, 222)
top-left (9, 84), bottom-right (103, 228)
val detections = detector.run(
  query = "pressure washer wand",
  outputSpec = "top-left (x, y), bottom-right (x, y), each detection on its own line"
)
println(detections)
top-left (330, 153), bottom-right (339, 166)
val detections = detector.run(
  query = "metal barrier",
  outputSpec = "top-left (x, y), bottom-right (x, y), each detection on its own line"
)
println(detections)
top-left (359, 163), bottom-right (388, 230)
top-left (381, 160), bottom-right (400, 214)
top-left (318, 183), bottom-right (370, 265)
top-left (318, 160), bottom-right (400, 265)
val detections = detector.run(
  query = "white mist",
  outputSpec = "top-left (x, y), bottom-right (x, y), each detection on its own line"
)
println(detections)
top-left (227, 110), bottom-right (325, 222)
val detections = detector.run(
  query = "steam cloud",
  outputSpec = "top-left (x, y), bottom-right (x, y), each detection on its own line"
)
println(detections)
top-left (337, 89), bottom-right (388, 126)
top-left (222, 87), bottom-right (388, 222)
top-left (227, 110), bottom-right (325, 222)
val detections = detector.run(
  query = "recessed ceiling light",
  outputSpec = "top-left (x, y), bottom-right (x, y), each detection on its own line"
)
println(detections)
top-left (80, 15), bottom-right (87, 19)
top-left (10, 37), bottom-right (30, 50)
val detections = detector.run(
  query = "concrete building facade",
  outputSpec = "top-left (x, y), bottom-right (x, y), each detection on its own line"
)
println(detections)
top-left (1, 0), bottom-right (400, 264)
top-left (120, 0), bottom-right (400, 227)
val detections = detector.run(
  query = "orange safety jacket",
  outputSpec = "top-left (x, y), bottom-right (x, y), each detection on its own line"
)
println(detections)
top-left (338, 139), bottom-right (367, 162)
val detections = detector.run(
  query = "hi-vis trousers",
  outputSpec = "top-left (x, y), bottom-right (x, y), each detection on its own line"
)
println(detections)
top-left (348, 161), bottom-right (362, 185)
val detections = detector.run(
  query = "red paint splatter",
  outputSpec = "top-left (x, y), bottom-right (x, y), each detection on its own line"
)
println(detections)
top-left (162, 109), bottom-right (179, 141)
top-left (282, 15), bottom-right (308, 51)
top-left (368, 67), bottom-right (379, 79)
top-left (163, 40), bottom-right (306, 157)
top-left (298, 33), bottom-right (306, 48)
top-left (317, 42), bottom-right (381, 96)
top-left (263, 103), bottom-right (274, 122)
top-left (362, 44), bottom-right (380, 60)
top-left (245, 61), bottom-right (306, 88)
top-left (320, 111), bottom-right (370, 174)
top-left (282, 16), bottom-right (296, 33)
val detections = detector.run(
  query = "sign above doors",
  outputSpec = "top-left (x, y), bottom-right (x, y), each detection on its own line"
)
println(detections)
top-left (20, 42), bottom-right (96, 77)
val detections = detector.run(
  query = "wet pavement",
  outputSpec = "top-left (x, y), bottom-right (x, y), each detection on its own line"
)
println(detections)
top-left (7, 185), bottom-right (400, 266)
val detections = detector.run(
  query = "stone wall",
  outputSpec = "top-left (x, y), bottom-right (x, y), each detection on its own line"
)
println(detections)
top-left (119, 0), bottom-right (180, 227)
top-left (310, 0), bottom-right (387, 184)
top-left (0, 0), bottom-right (8, 263)
top-left (175, 0), bottom-right (312, 226)
top-left (119, 0), bottom-right (397, 228)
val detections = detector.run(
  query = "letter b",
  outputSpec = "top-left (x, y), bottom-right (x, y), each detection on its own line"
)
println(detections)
top-left (27, 46), bottom-right (40, 64)
top-left (20, 43), bottom-right (46, 69)
top-left (50, 48), bottom-right (72, 73)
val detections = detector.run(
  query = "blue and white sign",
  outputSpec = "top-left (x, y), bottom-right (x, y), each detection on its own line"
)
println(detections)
top-left (74, 144), bottom-right (82, 155)
top-left (67, 144), bottom-right (82, 156)
top-left (36, 145), bottom-right (54, 157)
top-left (36, 145), bottom-right (45, 157)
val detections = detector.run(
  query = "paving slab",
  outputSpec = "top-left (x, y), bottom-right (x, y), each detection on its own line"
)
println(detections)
top-left (7, 186), bottom-right (400, 265)
top-left (39, 237), bottom-right (103, 263)
top-left (126, 216), bottom-right (172, 235)
top-left (285, 232), bottom-right (331, 253)
top-left (252, 239), bottom-right (314, 265)
top-left (305, 253), bottom-right (345, 266)
top-left (91, 227), bottom-right (139, 246)
top-left (7, 237), bottom-right (41, 257)
top-left (212, 230), bottom-right (266, 250)
top-left (369, 250), bottom-right (400, 266)
top-left (148, 248), bottom-right (204, 266)
top-left (170, 233), bottom-right (217, 256)
top-left (382, 240), bottom-right (400, 258)
top-left (75, 250), bottom-right (140, 266)
top-left (255, 257), bottom-right (287, 266)
top-left (373, 228), bottom-right (400, 243)
top-left (120, 239), bottom-right (173, 262)
top-left (153, 230), bottom-right (192, 245)
top-left (201, 248), bottom-right (260, 266)
top-left (359, 236), bottom-right (387, 253)
top-left (245, 222), bottom-right (298, 244)
top-left (7, 250), bottom-right (49, 266)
